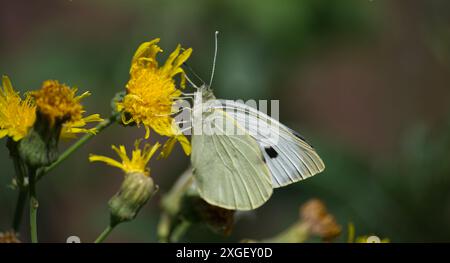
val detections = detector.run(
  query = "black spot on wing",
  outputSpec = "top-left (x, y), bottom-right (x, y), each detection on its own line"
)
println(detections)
top-left (264, 147), bottom-right (278, 158)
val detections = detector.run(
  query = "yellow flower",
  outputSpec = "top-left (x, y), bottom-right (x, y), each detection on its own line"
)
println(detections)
top-left (89, 140), bottom-right (160, 176)
top-left (90, 140), bottom-right (161, 224)
top-left (31, 80), bottom-right (102, 136)
top-left (0, 76), bottom-right (36, 141)
top-left (116, 38), bottom-right (192, 157)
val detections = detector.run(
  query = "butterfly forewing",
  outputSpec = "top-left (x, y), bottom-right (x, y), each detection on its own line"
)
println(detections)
top-left (191, 108), bottom-right (273, 210)
top-left (210, 100), bottom-right (325, 188)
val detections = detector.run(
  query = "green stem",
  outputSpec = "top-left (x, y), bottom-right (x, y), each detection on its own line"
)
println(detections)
top-left (37, 114), bottom-right (117, 181)
top-left (94, 225), bottom-right (116, 243)
top-left (157, 213), bottom-right (172, 243)
top-left (12, 190), bottom-right (27, 232)
top-left (170, 220), bottom-right (191, 243)
top-left (8, 138), bottom-right (29, 233)
top-left (29, 169), bottom-right (38, 243)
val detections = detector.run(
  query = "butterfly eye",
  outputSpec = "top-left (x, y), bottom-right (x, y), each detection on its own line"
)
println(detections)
top-left (264, 147), bottom-right (278, 158)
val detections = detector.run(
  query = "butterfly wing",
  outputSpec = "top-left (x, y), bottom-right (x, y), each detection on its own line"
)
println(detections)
top-left (191, 108), bottom-right (273, 210)
top-left (210, 100), bottom-right (325, 188)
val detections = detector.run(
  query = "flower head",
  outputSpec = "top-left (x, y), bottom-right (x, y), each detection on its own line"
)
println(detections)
top-left (33, 80), bottom-right (87, 124)
top-left (31, 80), bottom-right (102, 137)
top-left (116, 38), bottom-right (192, 157)
top-left (0, 76), bottom-right (36, 141)
top-left (89, 139), bottom-right (161, 225)
top-left (89, 139), bottom-right (160, 176)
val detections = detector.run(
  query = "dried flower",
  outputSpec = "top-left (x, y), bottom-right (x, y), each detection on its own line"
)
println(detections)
top-left (0, 230), bottom-right (20, 243)
top-left (300, 199), bottom-right (342, 241)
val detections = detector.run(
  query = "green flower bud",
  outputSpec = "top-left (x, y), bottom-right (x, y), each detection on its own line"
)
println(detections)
top-left (109, 172), bottom-right (156, 226)
top-left (17, 112), bottom-right (61, 168)
top-left (160, 168), bottom-right (235, 239)
top-left (6, 138), bottom-right (28, 188)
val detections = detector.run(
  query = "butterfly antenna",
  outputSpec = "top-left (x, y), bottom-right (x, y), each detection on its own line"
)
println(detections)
top-left (209, 31), bottom-right (219, 87)
top-left (183, 62), bottom-right (205, 88)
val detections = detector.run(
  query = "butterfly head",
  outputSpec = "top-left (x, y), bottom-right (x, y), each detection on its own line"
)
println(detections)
top-left (190, 31), bottom-right (219, 103)
top-left (198, 84), bottom-right (216, 101)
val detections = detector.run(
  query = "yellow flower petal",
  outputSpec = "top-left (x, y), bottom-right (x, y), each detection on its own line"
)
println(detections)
top-left (0, 76), bottom-right (36, 141)
top-left (89, 155), bottom-right (124, 170)
top-left (161, 44), bottom-right (181, 75)
top-left (176, 134), bottom-right (191, 155)
top-left (172, 48), bottom-right (193, 76)
top-left (90, 140), bottom-right (161, 176)
top-left (158, 137), bottom-right (177, 159)
top-left (131, 38), bottom-right (162, 73)
top-left (60, 113), bottom-right (103, 139)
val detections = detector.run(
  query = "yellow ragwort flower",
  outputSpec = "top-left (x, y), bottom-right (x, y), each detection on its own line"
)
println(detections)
top-left (91, 140), bottom-right (161, 224)
top-left (31, 80), bottom-right (103, 137)
top-left (89, 140), bottom-right (160, 176)
top-left (0, 76), bottom-right (36, 141)
top-left (116, 38), bottom-right (192, 157)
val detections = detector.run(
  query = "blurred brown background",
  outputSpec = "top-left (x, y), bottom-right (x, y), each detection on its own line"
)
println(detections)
top-left (1, 0), bottom-right (450, 242)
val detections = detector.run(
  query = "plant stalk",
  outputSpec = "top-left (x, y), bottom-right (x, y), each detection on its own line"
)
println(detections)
top-left (29, 169), bottom-right (38, 243)
top-left (12, 190), bottom-right (27, 232)
top-left (37, 114), bottom-right (117, 181)
top-left (94, 225), bottom-right (116, 243)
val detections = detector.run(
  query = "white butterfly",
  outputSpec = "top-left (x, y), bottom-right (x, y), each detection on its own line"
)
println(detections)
top-left (184, 32), bottom-right (325, 210)
top-left (186, 85), bottom-right (325, 211)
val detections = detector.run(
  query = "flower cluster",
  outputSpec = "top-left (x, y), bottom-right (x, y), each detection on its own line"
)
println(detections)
top-left (0, 77), bottom-right (102, 142)
top-left (85, 39), bottom-right (195, 235)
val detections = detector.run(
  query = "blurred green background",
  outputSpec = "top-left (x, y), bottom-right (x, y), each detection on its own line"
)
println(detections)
top-left (1, 0), bottom-right (450, 242)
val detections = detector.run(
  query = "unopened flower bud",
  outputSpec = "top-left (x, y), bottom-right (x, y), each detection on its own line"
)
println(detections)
top-left (300, 199), bottom-right (341, 241)
top-left (109, 172), bottom-right (156, 226)
top-left (18, 112), bottom-right (60, 168)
